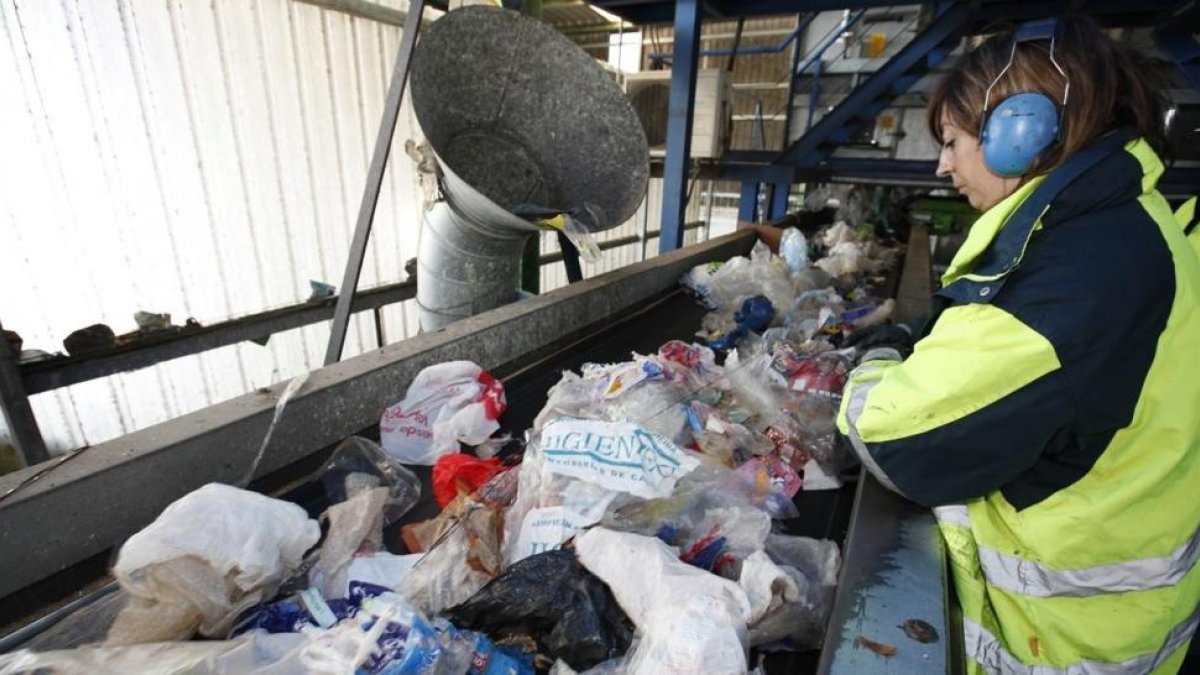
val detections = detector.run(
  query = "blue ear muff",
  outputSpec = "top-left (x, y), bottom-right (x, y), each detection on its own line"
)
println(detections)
top-left (980, 92), bottom-right (1060, 177)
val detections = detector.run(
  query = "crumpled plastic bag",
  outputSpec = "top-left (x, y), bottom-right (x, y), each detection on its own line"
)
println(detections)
top-left (106, 484), bottom-right (320, 645)
top-left (400, 492), bottom-right (505, 616)
top-left (380, 361), bottom-right (506, 465)
top-left (319, 437), bottom-right (421, 524)
top-left (739, 535), bottom-right (841, 650)
top-left (575, 528), bottom-right (751, 674)
top-left (779, 228), bottom-right (809, 274)
top-left (445, 549), bottom-right (633, 672)
top-left (432, 454), bottom-right (506, 508)
top-left (309, 487), bottom-right (389, 599)
top-left (533, 357), bottom-right (697, 447)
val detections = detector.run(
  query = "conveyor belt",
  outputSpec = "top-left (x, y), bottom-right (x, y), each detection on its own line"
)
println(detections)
top-left (1, 287), bottom-right (855, 673)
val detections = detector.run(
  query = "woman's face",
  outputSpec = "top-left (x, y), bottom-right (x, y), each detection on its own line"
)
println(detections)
top-left (936, 116), bottom-right (1020, 211)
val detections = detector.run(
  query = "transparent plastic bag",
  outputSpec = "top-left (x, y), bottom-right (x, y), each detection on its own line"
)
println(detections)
top-left (779, 228), bottom-right (809, 275)
top-left (739, 535), bottom-right (841, 651)
top-left (320, 437), bottom-right (421, 525)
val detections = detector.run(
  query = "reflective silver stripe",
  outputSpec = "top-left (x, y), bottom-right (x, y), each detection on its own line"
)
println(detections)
top-left (934, 504), bottom-right (971, 528)
top-left (843, 363), bottom-right (905, 496)
top-left (963, 602), bottom-right (1200, 675)
top-left (977, 526), bottom-right (1200, 598)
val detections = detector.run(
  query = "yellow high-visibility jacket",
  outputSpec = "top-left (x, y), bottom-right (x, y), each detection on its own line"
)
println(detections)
top-left (837, 133), bottom-right (1200, 673)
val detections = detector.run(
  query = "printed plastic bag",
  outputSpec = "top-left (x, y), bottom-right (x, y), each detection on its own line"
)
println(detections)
top-left (504, 419), bottom-right (700, 563)
top-left (107, 484), bottom-right (320, 644)
top-left (380, 362), bottom-right (506, 465)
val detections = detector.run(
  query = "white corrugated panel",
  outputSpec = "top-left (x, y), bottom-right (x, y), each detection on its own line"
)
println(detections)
top-left (0, 0), bottom-right (427, 453)
top-left (0, 0), bottom-right (715, 455)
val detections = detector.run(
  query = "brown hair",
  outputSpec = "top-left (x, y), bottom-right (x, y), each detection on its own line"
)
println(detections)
top-left (926, 18), bottom-right (1166, 176)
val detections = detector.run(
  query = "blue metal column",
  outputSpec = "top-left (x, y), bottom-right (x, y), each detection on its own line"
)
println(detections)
top-left (738, 180), bottom-right (760, 223)
top-left (770, 180), bottom-right (791, 219)
top-left (658, 0), bottom-right (702, 254)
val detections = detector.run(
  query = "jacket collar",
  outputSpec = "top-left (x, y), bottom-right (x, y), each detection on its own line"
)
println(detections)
top-left (941, 130), bottom-right (1155, 291)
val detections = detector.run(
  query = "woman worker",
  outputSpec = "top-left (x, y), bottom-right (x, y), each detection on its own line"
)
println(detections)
top-left (835, 18), bottom-right (1200, 674)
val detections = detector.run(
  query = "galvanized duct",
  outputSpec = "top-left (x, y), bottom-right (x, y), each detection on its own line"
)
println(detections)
top-left (408, 6), bottom-right (649, 331)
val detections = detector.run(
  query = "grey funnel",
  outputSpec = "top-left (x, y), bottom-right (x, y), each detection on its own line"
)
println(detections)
top-left (409, 5), bottom-right (649, 330)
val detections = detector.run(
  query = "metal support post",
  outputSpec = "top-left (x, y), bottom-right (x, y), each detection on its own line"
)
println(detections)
top-left (0, 322), bottom-right (48, 467)
top-left (702, 178), bottom-right (715, 241)
top-left (324, 0), bottom-right (425, 365)
top-left (556, 231), bottom-right (583, 283)
top-left (738, 180), bottom-right (760, 223)
top-left (770, 179), bottom-right (791, 219)
top-left (658, 0), bottom-right (701, 254)
top-left (638, 196), bottom-right (650, 261)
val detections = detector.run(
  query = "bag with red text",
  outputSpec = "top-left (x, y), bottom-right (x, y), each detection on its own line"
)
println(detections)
top-left (380, 361), bottom-right (506, 465)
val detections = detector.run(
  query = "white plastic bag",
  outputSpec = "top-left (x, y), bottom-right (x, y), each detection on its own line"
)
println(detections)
top-left (575, 528), bottom-right (751, 674)
top-left (380, 361), bottom-right (506, 465)
top-left (108, 484), bottom-right (320, 643)
top-left (0, 632), bottom-right (310, 675)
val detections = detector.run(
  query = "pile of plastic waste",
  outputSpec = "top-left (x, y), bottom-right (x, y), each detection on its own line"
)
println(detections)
top-left (0, 223), bottom-right (897, 674)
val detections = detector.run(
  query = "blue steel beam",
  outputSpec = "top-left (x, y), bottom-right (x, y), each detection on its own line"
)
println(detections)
top-left (794, 9), bottom-right (865, 78)
top-left (770, 180), bottom-right (792, 219)
top-left (738, 180), bottom-right (761, 223)
top-left (658, 0), bottom-right (702, 253)
top-left (776, 2), bottom-right (972, 168)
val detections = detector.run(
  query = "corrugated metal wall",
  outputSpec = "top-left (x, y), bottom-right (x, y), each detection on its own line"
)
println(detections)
top-left (1, 2), bottom-right (708, 454)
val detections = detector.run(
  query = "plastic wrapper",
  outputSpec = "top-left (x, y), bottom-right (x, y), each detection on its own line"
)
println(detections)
top-left (560, 213), bottom-right (602, 264)
top-left (294, 591), bottom-right (528, 675)
top-left (106, 484), bottom-right (320, 645)
top-left (574, 528), bottom-right (750, 675)
top-left (432, 454), bottom-right (506, 508)
top-left (401, 494), bottom-right (505, 616)
top-left (309, 487), bottom-right (389, 599)
top-left (505, 419), bottom-right (700, 563)
top-left (602, 462), bottom-right (796, 560)
top-left (690, 242), bottom-right (796, 319)
top-left (815, 241), bottom-right (869, 278)
top-left (380, 361), bottom-right (506, 465)
top-left (445, 549), bottom-right (633, 672)
top-left (533, 357), bottom-right (697, 446)
top-left (821, 221), bottom-right (857, 248)
top-left (779, 228), bottom-right (809, 274)
top-left (320, 437), bottom-right (422, 524)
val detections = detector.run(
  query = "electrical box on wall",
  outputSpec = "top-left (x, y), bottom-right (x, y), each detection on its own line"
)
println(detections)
top-left (624, 69), bottom-right (731, 159)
